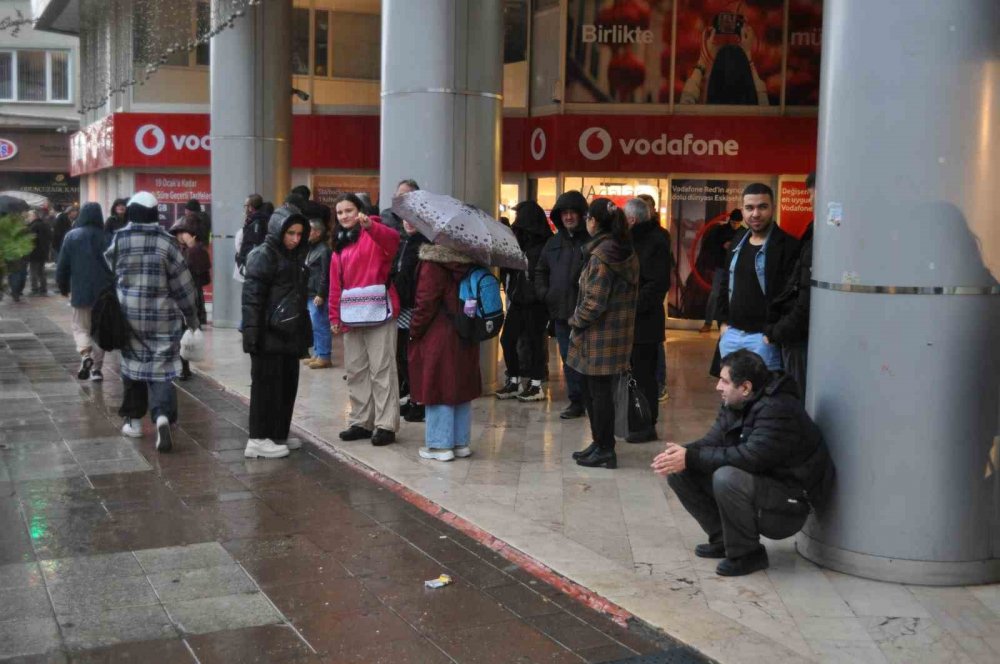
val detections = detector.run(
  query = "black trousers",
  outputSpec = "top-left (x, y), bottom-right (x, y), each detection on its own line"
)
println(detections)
top-left (249, 354), bottom-right (300, 441)
top-left (29, 260), bottom-right (47, 293)
top-left (667, 466), bottom-right (809, 558)
top-left (500, 304), bottom-right (548, 380)
top-left (396, 328), bottom-right (410, 397)
top-left (581, 374), bottom-right (616, 451)
top-left (119, 377), bottom-right (177, 423)
top-left (630, 342), bottom-right (659, 428)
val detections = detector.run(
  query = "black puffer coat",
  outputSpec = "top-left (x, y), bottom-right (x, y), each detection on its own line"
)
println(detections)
top-left (305, 225), bottom-right (332, 299)
top-left (391, 230), bottom-right (430, 309)
top-left (631, 219), bottom-right (671, 344)
top-left (503, 201), bottom-right (553, 306)
top-left (766, 223), bottom-right (813, 344)
top-left (535, 191), bottom-right (589, 320)
top-left (684, 373), bottom-right (835, 509)
top-left (241, 207), bottom-right (312, 357)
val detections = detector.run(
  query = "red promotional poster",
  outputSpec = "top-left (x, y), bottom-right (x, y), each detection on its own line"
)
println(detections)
top-left (674, 0), bottom-right (784, 106)
top-left (133, 173), bottom-right (212, 228)
top-left (785, 0), bottom-right (823, 105)
top-left (778, 179), bottom-right (813, 238)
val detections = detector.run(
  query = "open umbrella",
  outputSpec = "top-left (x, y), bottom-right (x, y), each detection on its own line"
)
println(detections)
top-left (0, 195), bottom-right (30, 216)
top-left (0, 191), bottom-right (49, 209)
top-left (391, 190), bottom-right (528, 271)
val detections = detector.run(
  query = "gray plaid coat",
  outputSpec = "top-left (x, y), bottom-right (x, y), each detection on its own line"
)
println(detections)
top-left (106, 223), bottom-right (198, 381)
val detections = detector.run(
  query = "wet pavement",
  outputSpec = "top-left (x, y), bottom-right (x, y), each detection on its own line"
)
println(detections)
top-left (0, 309), bottom-right (705, 663)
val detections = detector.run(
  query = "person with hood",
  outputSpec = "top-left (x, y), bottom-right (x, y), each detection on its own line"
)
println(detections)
top-left (27, 209), bottom-right (52, 295)
top-left (241, 206), bottom-right (312, 459)
top-left (535, 190), bottom-right (590, 419)
top-left (329, 193), bottom-right (402, 446)
top-left (304, 217), bottom-right (333, 369)
top-left (408, 242), bottom-right (482, 461)
top-left (56, 202), bottom-right (113, 382)
top-left (568, 199), bottom-right (639, 470)
top-left (390, 214), bottom-right (430, 421)
top-left (179, 199), bottom-right (211, 245)
top-left (495, 200), bottom-right (553, 402)
top-left (168, 215), bottom-right (212, 380)
top-left (653, 349), bottom-right (834, 577)
top-left (104, 198), bottom-right (128, 238)
top-left (108, 192), bottom-right (199, 453)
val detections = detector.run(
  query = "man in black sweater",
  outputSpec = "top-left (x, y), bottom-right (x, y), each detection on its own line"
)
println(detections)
top-left (716, 183), bottom-right (798, 371)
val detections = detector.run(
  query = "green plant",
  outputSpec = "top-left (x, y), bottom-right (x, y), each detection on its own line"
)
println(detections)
top-left (0, 214), bottom-right (34, 262)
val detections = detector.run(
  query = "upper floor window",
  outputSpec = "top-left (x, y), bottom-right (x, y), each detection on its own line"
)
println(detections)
top-left (290, 7), bottom-right (381, 81)
top-left (0, 50), bottom-right (72, 103)
top-left (133, 1), bottom-right (210, 69)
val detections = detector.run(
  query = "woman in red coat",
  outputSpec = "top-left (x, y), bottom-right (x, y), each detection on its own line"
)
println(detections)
top-left (408, 243), bottom-right (482, 461)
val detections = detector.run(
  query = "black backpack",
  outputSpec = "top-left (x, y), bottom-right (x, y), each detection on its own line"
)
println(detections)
top-left (447, 266), bottom-right (505, 342)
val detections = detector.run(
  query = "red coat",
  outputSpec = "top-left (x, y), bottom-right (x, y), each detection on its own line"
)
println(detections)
top-left (408, 244), bottom-right (482, 406)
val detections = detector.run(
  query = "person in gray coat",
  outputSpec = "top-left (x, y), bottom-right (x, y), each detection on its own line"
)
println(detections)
top-left (56, 202), bottom-right (114, 382)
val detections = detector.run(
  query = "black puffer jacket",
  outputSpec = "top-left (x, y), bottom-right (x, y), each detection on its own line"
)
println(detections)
top-left (241, 207), bottom-right (312, 356)
top-left (535, 191), bottom-right (589, 320)
top-left (766, 223), bottom-right (813, 345)
top-left (391, 230), bottom-right (430, 309)
top-left (685, 373), bottom-right (835, 508)
top-left (631, 219), bottom-right (671, 344)
top-left (237, 210), bottom-right (271, 271)
top-left (503, 201), bottom-right (553, 306)
top-left (305, 225), bottom-right (332, 299)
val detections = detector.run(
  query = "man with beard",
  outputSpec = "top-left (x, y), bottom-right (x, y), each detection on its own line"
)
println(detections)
top-left (652, 349), bottom-right (833, 576)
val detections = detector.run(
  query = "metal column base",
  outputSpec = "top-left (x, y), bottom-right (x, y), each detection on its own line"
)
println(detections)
top-left (796, 531), bottom-right (1000, 586)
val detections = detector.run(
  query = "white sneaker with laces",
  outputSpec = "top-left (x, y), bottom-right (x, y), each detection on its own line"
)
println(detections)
top-left (155, 415), bottom-right (172, 452)
top-left (418, 447), bottom-right (455, 462)
top-left (279, 438), bottom-right (302, 450)
top-left (121, 418), bottom-right (142, 438)
top-left (245, 438), bottom-right (289, 459)
top-left (453, 446), bottom-right (472, 458)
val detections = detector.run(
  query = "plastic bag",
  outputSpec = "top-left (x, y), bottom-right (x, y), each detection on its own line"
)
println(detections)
top-left (180, 328), bottom-right (205, 363)
top-left (614, 371), bottom-right (653, 438)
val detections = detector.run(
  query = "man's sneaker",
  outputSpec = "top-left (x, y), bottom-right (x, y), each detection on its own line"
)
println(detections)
top-left (559, 401), bottom-right (586, 419)
top-left (517, 384), bottom-right (544, 402)
top-left (244, 438), bottom-right (290, 459)
top-left (309, 358), bottom-right (333, 369)
top-left (694, 541), bottom-right (727, 559)
top-left (278, 437), bottom-right (302, 450)
top-left (155, 416), bottom-right (172, 453)
top-left (121, 418), bottom-right (142, 438)
top-left (90, 369), bottom-right (104, 382)
top-left (453, 446), bottom-right (472, 458)
top-left (77, 357), bottom-right (93, 380)
top-left (339, 425), bottom-right (372, 441)
top-left (494, 379), bottom-right (520, 400)
top-left (419, 447), bottom-right (455, 462)
top-left (371, 429), bottom-right (396, 446)
top-left (716, 546), bottom-right (769, 577)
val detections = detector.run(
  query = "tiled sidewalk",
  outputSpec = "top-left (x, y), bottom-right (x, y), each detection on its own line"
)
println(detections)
top-left (0, 307), bottom-right (699, 663)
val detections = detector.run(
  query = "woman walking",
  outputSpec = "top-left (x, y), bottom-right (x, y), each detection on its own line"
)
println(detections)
top-left (568, 199), bottom-right (639, 469)
top-left (56, 202), bottom-right (113, 381)
top-left (241, 205), bottom-right (312, 459)
top-left (408, 243), bottom-right (482, 461)
top-left (328, 193), bottom-right (401, 446)
top-left (391, 218), bottom-right (430, 421)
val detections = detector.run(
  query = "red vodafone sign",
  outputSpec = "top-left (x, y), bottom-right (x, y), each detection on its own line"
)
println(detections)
top-left (118, 113), bottom-right (212, 168)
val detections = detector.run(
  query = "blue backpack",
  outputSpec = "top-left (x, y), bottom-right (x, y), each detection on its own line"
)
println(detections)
top-left (450, 266), bottom-right (504, 342)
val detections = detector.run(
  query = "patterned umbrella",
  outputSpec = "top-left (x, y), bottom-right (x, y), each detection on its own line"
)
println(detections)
top-left (391, 190), bottom-right (528, 271)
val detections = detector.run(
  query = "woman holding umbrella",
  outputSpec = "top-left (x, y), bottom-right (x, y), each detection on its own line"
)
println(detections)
top-left (568, 198), bottom-right (640, 469)
top-left (328, 193), bottom-right (401, 447)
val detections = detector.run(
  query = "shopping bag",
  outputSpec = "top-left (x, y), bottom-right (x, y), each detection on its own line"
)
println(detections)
top-left (614, 371), bottom-right (653, 439)
top-left (180, 328), bottom-right (205, 363)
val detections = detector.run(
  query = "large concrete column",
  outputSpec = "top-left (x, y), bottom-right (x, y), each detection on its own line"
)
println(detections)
top-left (797, 0), bottom-right (1000, 585)
top-left (209, 0), bottom-right (291, 328)
top-left (380, 0), bottom-right (504, 388)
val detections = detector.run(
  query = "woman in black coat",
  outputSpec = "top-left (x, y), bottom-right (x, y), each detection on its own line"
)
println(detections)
top-left (104, 198), bottom-right (128, 239)
top-left (391, 219), bottom-right (429, 421)
top-left (241, 206), bottom-right (312, 459)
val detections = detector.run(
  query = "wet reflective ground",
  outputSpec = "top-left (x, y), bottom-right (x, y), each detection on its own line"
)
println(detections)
top-left (0, 312), bottom-right (703, 663)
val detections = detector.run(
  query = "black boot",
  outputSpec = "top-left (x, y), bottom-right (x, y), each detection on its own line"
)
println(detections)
top-left (403, 403), bottom-right (425, 422)
top-left (571, 442), bottom-right (598, 460)
top-left (716, 546), bottom-right (769, 577)
top-left (576, 447), bottom-right (617, 469)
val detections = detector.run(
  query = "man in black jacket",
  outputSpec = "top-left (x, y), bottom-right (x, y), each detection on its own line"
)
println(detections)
top-left (535, 191), bottom-right (589, 419)
top-left (624, 198), bottom-right (670, 442)
top-left (716, 183), bottom-right (799, 371)
top-left (236, 194), bottom-right (271, 277)
top-left (27, 208), bottom-right (52, 295)
top-left (765, 172), bottom-right (815, 396)
top-left (653, 349), bottom-right (834, 576)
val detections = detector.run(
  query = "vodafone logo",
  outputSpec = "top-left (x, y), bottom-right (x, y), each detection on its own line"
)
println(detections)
top-left (134, 123), bottom-right (211, 157)
top-left (529, 127), bottom-right (547, 161)
top-left (135, 124), bottom-right (166, 156)
top-left (579, 127), bottom-right (613, 161)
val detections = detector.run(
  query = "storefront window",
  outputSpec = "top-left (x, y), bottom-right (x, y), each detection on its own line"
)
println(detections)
top-left (314, 11), bottom-right (330, 77)
top-left (50, 52), bottom-right (70, 102)
top-left (291, 8), bottom-right (310, 76)
top-left (562, 176), bottom-right (668, 218)
top-left (500, 183), bottom-right (521, 222)
top-left (534, 177), bottom-right (558, 213)
top-left (331, 12), bottom-right (381, 80)
top-left (0, 53), bottom-right (12, 100)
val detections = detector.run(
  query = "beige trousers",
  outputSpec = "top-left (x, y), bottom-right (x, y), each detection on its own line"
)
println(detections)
top-left (343, 320), bottom-right (400, 432)
top-left (71, 306), bottom-right (105, 369)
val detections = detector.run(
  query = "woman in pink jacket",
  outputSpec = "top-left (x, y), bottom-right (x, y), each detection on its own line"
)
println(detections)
top-left (329, 193), bottom-right (402, 446)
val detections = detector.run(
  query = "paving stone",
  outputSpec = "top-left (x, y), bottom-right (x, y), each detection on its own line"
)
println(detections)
top-left (0, 617), bottom-right (63, 658)
top-left (0, 584), bottom-right (55, 622)
top-left (133, 542), bottom-right (234, 573)
top-left (40, 552), bottom-right (144, 583)
top-left (146, 564), bottom-right (257, 603)
top-left (78, 458), bottom-right (153, 476)
top-left (58, 605), bottom-right (178, 651)
top-left (164, 593), bottom-right (284, 635)
top-left (47, 574), bottom-right (159, 614)
top-left (0, 561), bottom-right (43, 590)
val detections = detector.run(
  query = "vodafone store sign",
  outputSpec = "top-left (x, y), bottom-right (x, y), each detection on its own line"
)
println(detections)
top-left (118, 114), bottom-right (211, 167)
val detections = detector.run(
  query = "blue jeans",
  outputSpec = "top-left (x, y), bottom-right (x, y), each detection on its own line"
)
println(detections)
top-left (120, 377), bottom-right (177, 423)
top-left (425, 402), bottom-right (472, 449)
top-left (307, 299), bottom-right (331, 359)
top-left (554, 319), bottom-right (584, 405)
top-left (719, 327), bottom-right (783, 370)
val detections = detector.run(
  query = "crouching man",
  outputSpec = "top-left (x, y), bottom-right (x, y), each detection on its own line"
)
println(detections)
top-left (652, 349), bottom-right (834, 576)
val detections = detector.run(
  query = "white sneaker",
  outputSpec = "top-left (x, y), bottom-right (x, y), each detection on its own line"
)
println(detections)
top-left (279, 437), bottom-right (302, 450)
top-left (418, 447), bottom-right (455, 462)
top-left (155, 415), bottom-right (172, 452)
top-left (453, 446), bottom-right (472, 458)
top-left (121, 418), bottom-right (142, 438)
top-left (245, 439), bottom-right (289, 459)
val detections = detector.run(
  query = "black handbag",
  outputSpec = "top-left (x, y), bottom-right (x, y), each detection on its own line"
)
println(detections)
top-left (268, 290), bottom-right (305, 339)
top-left (614, 370), bottom-right (654, 438)
top-left (90, 243), bottom-right (135, 351)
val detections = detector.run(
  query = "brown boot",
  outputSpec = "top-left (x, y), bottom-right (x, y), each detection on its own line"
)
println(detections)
top-left (309, 358), bottom-right (333, 369)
